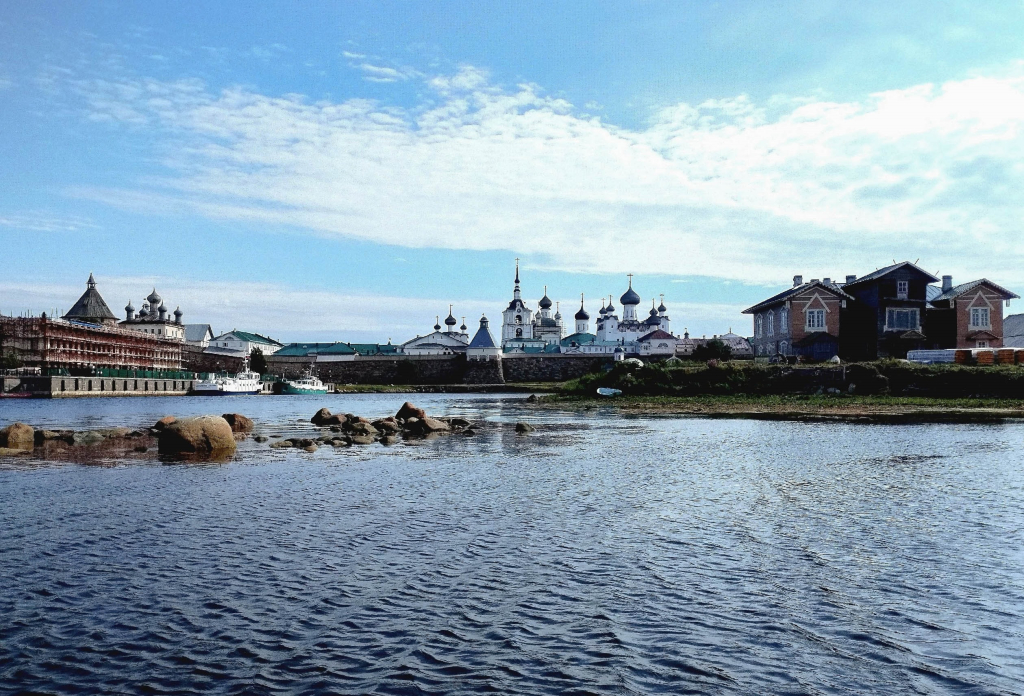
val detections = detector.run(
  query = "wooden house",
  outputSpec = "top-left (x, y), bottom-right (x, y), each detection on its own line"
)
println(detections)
top-left (840, 262), bottom-right (938, 360)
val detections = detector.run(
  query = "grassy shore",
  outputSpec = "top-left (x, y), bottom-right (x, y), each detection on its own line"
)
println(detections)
top-left (541, 393), bottom-right (1024, 423)
top-left (331, 382), bottom-right (562, 394)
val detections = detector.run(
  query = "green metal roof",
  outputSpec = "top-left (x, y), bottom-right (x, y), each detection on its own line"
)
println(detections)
top-left (348, 343), bottom-right (399, 355)
top-left (274, 342), bottom-right (356, 357)
top-left (220, 330), bottom-right (283, 346)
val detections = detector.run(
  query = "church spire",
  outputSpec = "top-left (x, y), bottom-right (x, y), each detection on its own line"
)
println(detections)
top-left (513, 258), bottom-right (522, 300)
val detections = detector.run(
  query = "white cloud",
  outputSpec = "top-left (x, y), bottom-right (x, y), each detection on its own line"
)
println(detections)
top-left (0, 212), bottom-right (99, 232)
top-left (66, 63), bottom-right (1024, 288)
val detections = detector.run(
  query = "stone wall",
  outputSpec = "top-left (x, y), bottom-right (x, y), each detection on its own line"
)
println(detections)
top-left (264, 353), bottom-right (610, 385)
top-left (267, 354), bottom-right (466, 384)
top-left (501, 354), bottom-right (609, 383)
top-left (182, 345), bottom-right (246, 374)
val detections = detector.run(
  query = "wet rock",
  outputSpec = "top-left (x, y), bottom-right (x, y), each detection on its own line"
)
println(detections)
top-left (302, 445), bottom-right (318, 453)
top-left (158, 416), bottom-right (237, 455)
top-left (253, 435), bottom-right (269, 443)
top-left (448, 417), bottom-right (471, 429)
top-left (331, 437), bottom-right (352, 447)
top-left (372, 418), bottom-right (400, 435)
top-left (462, 429), bottom-right (476, 436)
top-left (329, 425), bottom-right (343, 433)
top-left (36, 429), bottom-right (73, 444)
top-left (153, 416), bottom-right (176, 431)
top-left (222, 413), bottom-right (254, 433)
top-left (380, 434), bottom-right (398, 446)
top-left (287, 438), bottom-right (316, 448)
top-left (311, 408), bottom-right (346, 426)
top-left (514, 422), bottom-right (535, 434)
top-left (133, 445), bottom-right (149, 453)
top-left (348, 422), bottom-right (379, 438)
top-left (72, 430), bottom-right (106, 447)
top-left (349, 434), bottom-right (376, 445)
top-left (96, 427), bottom-right (131, 439)
top-left (396, 402), bottom-right (426, 421)
top-left (0, 447), bottom-right (31, 457)
top-left (0, 422), bottom-right (34, 450)
top-left (270, 440), bottom-right (294, 449)
top-left (526, 394), bottom-right (538, 403)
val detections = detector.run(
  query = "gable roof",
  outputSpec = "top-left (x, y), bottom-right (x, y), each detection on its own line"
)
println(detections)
top-left (932, 278), bottom-right (1019, 302)
top-left (215, 330), bottom-right (282, 346)
top-left (639, 329), bottom-right (676, 342)
top-left (560, 332), bottom-right (596, 346)
top-left (743, 280), bottom-right (853, 314)
top-left (1004, 314), bottom-right (1024, 347)
top-left (184, 324), bottom-right (214, 342)
top-left (843, 261), bottom-right (939, 287)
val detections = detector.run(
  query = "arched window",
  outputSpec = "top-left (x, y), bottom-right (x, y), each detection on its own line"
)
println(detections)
top-left (780, 308), bottom-right (788, 333)
top-left (516, 328), bottom-right (523, 338)
top-left (515, 315), bottom-right (522, 324)
top-left (767, 312), bottom-right (775, 336)
top-left (756, 315), bottom-right (763, 338)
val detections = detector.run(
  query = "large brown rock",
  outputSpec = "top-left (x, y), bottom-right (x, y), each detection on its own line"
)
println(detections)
top-left (348, 422), bottom-right (379, 437)
top-left (153, 416), bottom-right (177, 431)
top-left (310, 408), bottom-right (333, 426)
top-left (222, 413), bottom-right (254, 433)
top-left (405, 416), bottom-right (450, 436)
top-left (396, 402), bottom-right (426, 421)
top-left (0, 422), bottom-right (34, 450)
top-left (372, 418), bottom-right (400, 434)
top-left (158, 416), bottom-right (237, 455)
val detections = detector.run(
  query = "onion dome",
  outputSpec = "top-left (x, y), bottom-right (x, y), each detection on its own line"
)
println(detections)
top-left (606, 297), bottom-right (616, 314)
top-left (138, 304), bottom-right (149, 317)
top-left (575, 303), bottom-right (589, 321)
top-left (539, 286), bottom-right (553, 309)
top-left (460, 317), bottom-right (467, 332)
top-left (658, 300), bottom-right (667, 314)
top-left (147, 288), bottom-right (161, 305)
top-left (620, 277), bottom-right (640, 306)
top-left (173, 306), bottom-right (183, 319)
top-left (445, 310), bottom-right (457, 327)
top-left (434, 316), bottom-right (441, 332)
top-left (125, 299), bottom-right (135, 313)
top-left (649, 301), bottom-right (659, 318)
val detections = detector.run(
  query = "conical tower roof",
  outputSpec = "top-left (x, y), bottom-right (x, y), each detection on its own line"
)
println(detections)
top-left (64, 274), bottom-right (116, 324)
top-left (469, 315), bottom-right (497, 348)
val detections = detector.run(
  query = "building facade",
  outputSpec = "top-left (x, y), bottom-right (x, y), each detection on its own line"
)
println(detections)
top-left (743, 276), bottom-right (851, 361)
top-left (926, 277), bottom-right (1019, 349)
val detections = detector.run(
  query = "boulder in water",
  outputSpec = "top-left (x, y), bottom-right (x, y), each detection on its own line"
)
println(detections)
top-left (396, 402), bottom-right (426, 421)
top-left (514, 422), bottom-right (535, 434)
top-left (310, 408), bottom-right (333, 426)
top-left (222, 413), bottom-right (254, 433)
top-left (348, 422), bottom-right (379, 437)
top-left (153, 416), bottom-right (176, 431)
top-left (158, 416), bottom-right (237, 455)
top-left (0, 422), bottom-right (34, 450)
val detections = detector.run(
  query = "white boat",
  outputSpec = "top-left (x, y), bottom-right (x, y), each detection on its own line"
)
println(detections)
top-left (280, 366), bottom-right (329, 395)
top-left (596, 387), bottom-right (622, 397)
top-left (193, 359), bottom-right (262, 396)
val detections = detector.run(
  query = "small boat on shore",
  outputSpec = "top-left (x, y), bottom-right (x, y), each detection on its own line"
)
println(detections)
top-left (193, 359), bottom-right (262, 396)
top-left (280, 367), bottom-right (328, 395)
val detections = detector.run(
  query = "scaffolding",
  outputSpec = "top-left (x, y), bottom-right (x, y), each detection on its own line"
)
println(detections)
top-left (0, 315), bottom-right (184, 371)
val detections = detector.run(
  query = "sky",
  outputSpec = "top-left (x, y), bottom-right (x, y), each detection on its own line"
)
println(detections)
top-left (3, 1), bottom-right (1024, 342)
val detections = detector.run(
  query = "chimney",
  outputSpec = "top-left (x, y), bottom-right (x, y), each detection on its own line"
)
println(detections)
top-left (846, 275), bottom-right (856, 284)
top-left (942, 275), bottom-right (953, 292)
top-left (810, 279), bottom-right (820, 284)
top-left (823, 277), bottom-right (831, 285)
top-left (793, 275), bottom-right (803, 287)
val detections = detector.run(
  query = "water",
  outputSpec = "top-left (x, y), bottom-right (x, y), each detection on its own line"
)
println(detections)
top-left (2, 394), bottom-right (1023, 694)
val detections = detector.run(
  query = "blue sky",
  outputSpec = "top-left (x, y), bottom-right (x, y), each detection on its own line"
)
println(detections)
top-left (3, 1), bottom-right (1024, 341)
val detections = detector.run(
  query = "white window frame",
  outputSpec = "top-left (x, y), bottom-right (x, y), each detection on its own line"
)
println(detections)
top-left (756, 315), bottom-right (763, 338)
top-left (780, 308), bottom-right (788, 334)
top-left (897, 280), bottom-right (909, 299)
top-left (767, 312), bottom-right (775, 336)
top-left (976, 340), bottom-right (989, 348)
top-left (970, 307), bottom-right (991, 329)
top-left (805, 309), bottom-right (826, 331)
top-left (885, 308), bottom-right (920, 331)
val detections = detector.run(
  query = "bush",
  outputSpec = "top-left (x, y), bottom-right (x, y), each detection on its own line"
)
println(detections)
top-left (249, 347), bottom-right (268, 374)
top-left (692, 339), bottom-right (732, 362)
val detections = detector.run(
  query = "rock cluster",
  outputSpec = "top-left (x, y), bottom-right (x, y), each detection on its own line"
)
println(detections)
top-left (290, 402), bottom-right (474, 449)
top-left (157, 416), bottom-right (237, 455)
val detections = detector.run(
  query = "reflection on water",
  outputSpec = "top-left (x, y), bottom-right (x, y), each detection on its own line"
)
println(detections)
top-left (2, 394), bottom-right (1023, 694)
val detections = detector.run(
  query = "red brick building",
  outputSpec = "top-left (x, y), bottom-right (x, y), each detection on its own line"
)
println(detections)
top-left (743, 276), bottom-right (852, 360)
top-left (927, 277), bottom-right (1019, 349)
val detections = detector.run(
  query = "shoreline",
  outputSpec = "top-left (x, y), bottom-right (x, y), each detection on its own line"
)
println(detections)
top-left (539, 394), bottom-right (1024, 423)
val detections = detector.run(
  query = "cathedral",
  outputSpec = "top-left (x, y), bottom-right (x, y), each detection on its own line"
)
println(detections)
top-left (500, 263), bottom-right (680, 356)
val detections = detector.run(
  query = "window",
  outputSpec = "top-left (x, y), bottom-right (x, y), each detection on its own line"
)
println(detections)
top-left (806, 309), bottom-right (826, 330)
top-left (767, 312), bottom-right (775, 336)
top-left (756, 315), bottom-right (763, 338)
top-left (970, 307), bottom-right (990, 328)
top-left (897, 280), bottom-right (909, 299)
top-left (976, 340), bottom-right (989, 348)
top-left (780, 308), bottom-right (788, 334)
top-left (886, 308), bottom-right (920, 331)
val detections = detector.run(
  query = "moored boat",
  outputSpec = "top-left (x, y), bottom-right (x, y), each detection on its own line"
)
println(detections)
top-left (193, 359), bottom-right (262, 396)
top-left (280, 367), bottom-right (328, 395)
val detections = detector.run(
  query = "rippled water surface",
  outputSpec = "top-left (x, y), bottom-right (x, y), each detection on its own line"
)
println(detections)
top-left (2, 394), bottom-right (1023, 694)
